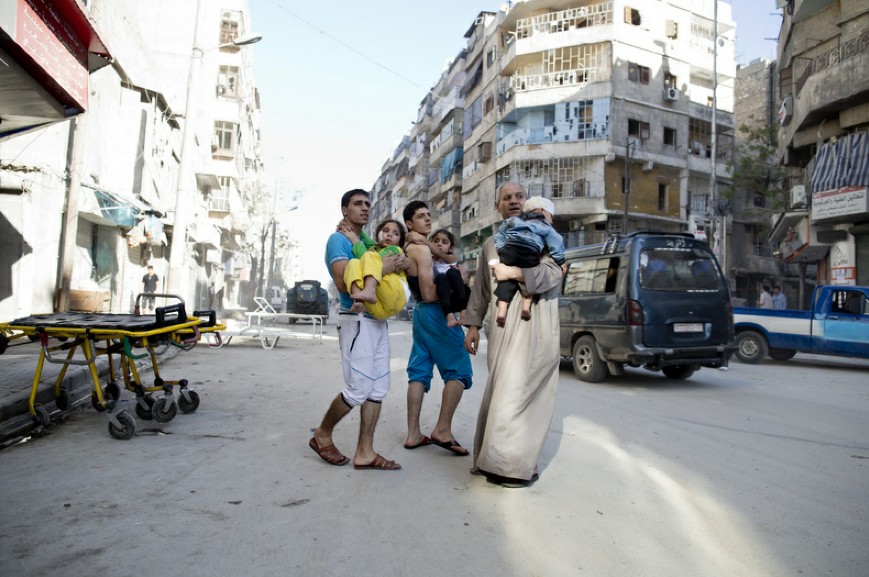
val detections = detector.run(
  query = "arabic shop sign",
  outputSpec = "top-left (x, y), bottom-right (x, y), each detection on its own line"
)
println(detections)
top-left (812, 186), bottom-right (869, 221)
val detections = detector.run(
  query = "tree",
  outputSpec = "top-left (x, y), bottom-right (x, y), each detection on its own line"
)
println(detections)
top-left (725, 119), bottom-right (786, 219)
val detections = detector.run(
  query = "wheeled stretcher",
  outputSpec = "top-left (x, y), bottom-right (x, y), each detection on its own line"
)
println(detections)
top-left (0, 297), bottom-right (224, 439)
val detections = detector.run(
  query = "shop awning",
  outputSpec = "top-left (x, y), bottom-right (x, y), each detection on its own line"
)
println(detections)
top-left (785, 243), bottom-right (831, 264)
top-left (812, 132), bottom-right (869, 193)
top-left (79, 183), bottom-right (145, 228)
top-left (0, 0), bottom-right (113, 139)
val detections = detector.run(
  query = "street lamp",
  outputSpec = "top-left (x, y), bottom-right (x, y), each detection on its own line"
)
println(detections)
top-left (166, 0), bottom-right (262, 298)
top-left (222, 32), bottom-right (262, 48)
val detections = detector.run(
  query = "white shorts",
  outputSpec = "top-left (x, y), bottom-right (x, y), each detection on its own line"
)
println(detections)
top-left (337, 313), bottom-right (391, 406)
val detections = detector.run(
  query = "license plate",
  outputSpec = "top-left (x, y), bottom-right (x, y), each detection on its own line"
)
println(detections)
top-left (674, 322), bottom-right (703, 333)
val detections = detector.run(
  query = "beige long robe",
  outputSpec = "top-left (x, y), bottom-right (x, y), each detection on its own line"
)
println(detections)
top-left (464, 237), bottom-right (563, 480)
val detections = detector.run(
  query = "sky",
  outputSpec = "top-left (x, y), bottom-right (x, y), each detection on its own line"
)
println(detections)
top-left (247, 0), bottom-right (783, 285)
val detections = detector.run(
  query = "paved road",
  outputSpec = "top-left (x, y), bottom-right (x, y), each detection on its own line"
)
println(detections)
top-left (0, 319), bottom-right (866, 577)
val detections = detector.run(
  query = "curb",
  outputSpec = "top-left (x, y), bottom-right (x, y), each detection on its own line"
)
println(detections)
top-left (0, 346), bottom-right (181, 447)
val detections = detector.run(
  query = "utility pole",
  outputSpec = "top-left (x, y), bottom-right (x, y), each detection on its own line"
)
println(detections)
top-left (710, 0), bottom-right (727, 282)
top-left (55, 115), bottom-right (87, 312)
top-left (167, 0), bottom-right (206, 301)
top-left (267, 217), bottom-right (277, 294)
top-left (623, 138), bottom-right (634, 234)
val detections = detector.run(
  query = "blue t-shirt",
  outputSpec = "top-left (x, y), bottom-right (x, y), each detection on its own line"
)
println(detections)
top-left (324, 231), bottom-right (355, 311)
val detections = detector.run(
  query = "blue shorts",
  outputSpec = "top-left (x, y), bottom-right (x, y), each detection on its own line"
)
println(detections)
top-left (407, 302), bottom-right (472, 392)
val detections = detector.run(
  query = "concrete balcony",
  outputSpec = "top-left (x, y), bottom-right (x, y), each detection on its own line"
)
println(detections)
top-left (553, 195), bottom-right (607, 219)
top-left (735, 255), bottom-right (783, 277)
top-left (429, 131), bottom-right (462, 164)
top-left (437, 207), bottom-right (458, 230)
top-left (788, 36), bottom-right (869, 139)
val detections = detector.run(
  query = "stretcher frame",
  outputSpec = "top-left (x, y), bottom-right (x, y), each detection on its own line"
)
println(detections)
top-left (0, 295), bottom-right (224, 439)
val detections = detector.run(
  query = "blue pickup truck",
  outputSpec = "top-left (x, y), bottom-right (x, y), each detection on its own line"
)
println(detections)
top-left (732, 285), bottom-right (869, 363)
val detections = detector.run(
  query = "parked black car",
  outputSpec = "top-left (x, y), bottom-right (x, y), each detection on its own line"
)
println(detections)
top-left (286, 280), bottom-right (329, 323)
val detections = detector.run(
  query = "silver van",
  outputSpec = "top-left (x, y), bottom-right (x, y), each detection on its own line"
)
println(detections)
top-left (559, 232), bottom-right (733, 382)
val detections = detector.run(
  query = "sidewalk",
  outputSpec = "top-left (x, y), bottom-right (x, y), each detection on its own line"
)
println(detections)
top-left (0, 336), bottom-right (179, 446)
top-left (0, 316), bottom-right (330, 446)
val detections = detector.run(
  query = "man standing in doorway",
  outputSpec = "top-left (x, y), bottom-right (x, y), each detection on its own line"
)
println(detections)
top-left (772, 285), bottom-right (787, 310)
top-left (464, 181), bottom-right (564, 488)
top-left (759, 285), bottom-right (773, 309)
top-left (309, 188), bottom-right (408, 471)
top-left (402, 200), bottom-right (473, 455)
top-left (141, 265), bottom-right (159, 313)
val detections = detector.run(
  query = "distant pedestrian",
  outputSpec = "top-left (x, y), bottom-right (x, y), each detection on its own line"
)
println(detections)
top-left (141, 265), bottom-right (158, 313)
top-left (772, 285), bottom-right (787, 310)
top-left (759, 285), bottom-right (773, 309)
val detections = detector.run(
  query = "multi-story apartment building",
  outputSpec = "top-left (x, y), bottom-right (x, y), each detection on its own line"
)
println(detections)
top-left (775, 0), bottom-right (869, 296)
top-left (373, 1), bottom-right (737, 285)
top-left (0, 0), bottom-right (265, 319)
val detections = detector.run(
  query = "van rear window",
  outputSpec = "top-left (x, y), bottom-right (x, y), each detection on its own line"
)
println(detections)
top-left (639, 248), bottom-right (721, 291)
top-left (564, 257), bottom-right (619, 295)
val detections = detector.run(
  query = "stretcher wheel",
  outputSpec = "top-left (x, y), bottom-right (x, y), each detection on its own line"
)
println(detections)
top-left (108, 412), bottom-right (136, 440)
top-left (151, 397), bottom-right (178, 423)
top-left (55, 389), bottom-right (72, 411)
top-left (105, 381), bottom-right (121, 401)
top-left (135, 396), bottom-right (156, 420)
top-left (178, 390), bottom-right (200, 414)
top-left (33, 406), bottom-right (52, 427)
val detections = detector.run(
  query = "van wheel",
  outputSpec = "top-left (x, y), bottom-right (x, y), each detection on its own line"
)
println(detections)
top-left (662, 365), bottom-right (696, 379)
top-left (572, 336), bottom-right (608, 383)
top-left (768, 348), bottom-right (796, 361)
top-left (735, 331), bottom-right (768, 364)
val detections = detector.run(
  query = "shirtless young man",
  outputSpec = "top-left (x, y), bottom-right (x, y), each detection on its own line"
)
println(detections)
top-left (402, 201), bottom-right (473, 456)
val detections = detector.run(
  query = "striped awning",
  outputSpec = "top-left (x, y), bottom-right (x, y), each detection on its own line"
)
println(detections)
top-left (811, 131), bottom-right (869, 193)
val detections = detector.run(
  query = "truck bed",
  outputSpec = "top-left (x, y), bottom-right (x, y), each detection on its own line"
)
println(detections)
top-left (733, 308), bottom-right (813, 350)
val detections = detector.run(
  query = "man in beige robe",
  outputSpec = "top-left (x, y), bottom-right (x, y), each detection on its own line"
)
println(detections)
top-left (464, 181), bottom-right (563, 487)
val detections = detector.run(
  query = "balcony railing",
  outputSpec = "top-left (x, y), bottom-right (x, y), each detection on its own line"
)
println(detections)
top-left (795, 31), bottom-right (869, 95)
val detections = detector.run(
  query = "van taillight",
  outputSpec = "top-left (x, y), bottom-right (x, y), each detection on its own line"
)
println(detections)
top-left (627, 300), bottom-right (643, 326)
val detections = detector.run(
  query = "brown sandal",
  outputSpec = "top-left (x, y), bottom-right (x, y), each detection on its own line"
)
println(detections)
top-left (309, 437), bottom-right (350, 466)
top-left (354, 454), bottom-right (401, 470)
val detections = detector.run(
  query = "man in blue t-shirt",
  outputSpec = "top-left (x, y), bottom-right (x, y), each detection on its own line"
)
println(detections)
top-left (309, 188), bottom-right (408, 471)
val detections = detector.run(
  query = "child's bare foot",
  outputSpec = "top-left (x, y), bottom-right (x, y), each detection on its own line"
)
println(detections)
top-left (496, 301), bottom-right (509, 327)
top-left (521, 296), bottom-right (533, 321)
top-left (352, 286), bottom-right (376, 303)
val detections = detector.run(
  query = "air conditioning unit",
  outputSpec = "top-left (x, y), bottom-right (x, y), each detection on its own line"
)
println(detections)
top-left (791, 185), bottom-right (807, 208)
top-left (642, 161), bottom-right (654, 172)
top-left (211, 135), bottom-right (220, 151)
top-left (664, 87), bottom-right (680, 101)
